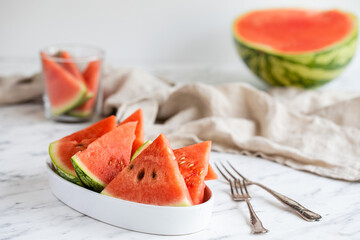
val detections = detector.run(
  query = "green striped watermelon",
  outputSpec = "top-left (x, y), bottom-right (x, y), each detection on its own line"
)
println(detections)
top-left (233, 9), bottom-right (358, 88)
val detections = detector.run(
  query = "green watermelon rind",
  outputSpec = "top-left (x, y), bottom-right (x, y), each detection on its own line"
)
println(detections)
top-left (51, 81), bottom-right (88, 116)
top-left (71, 155), bottom-right (106, 192)
top-left (233, 11), bottom-right (358, 88)
top-left (66, 92), bottom-right (95, 118)
top-left (130, 140), bottom-right (152, 161)
top-left (66, 109), bottom-right (93, 118)
top-left (49, 141), bottom-right (83, 186)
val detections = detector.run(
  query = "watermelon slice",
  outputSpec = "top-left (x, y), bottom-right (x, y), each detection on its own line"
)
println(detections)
top-left (131, 140), bottom-right (217, 181)
top-left (71, 122), bottom-right (136, 192)
top-left (60, 51), bottom-right (85, 82)
top-left (41, 52), bottom-right (87, 115)
top-left (205, 165), bottom-right (218, 181)
top-left (49, 116), bottom-right (117, 185)
top-left (130, 140), bottom-right (152, 161)
top-left (67, 60), bottom-right (101, 117)
top-left (174, 141), bottom-right (211, 205)
top-left (101, 134), bottom-right (193, 206)
top-left (119, 109), bottom-right (144, 155)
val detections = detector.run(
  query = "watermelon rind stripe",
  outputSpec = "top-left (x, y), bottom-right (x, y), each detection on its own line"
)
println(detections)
top-left (49, 141), bottom-right (83, 186)
top-left (71, 155), bottom-right (106, 192)
top-left (130, 140), bottom-right (152, 161)
top-left (66, 109), bottom-right (93, 118)
top-left (51, 81), bottom-right (88, 116)
top-left (66, 93), bottom-right (95, 118)
top-left (52, 163), bottom-right (84, 186)
top-left (233, 11), bottom-right (358, 88)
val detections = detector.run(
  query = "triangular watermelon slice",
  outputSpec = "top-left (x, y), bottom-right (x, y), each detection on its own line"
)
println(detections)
top-left (71, 122), bottom-right (136, 192)
top-left (67, 60), bottom-right (101, 117)
top-left (119, 109), bottom-right (144, 155)
top-left (101, 134), bottom-right (193, 206)
top-left (205, 165), bottom-right (218, 181)
top-left (49, 116), bottom-right (117, 185)
top-left (41, 52), bottom-right (87, 115)
top-left (60, 51), bottom-right (86, 82)
top-left (131, 140), bottom-right (217, 181)
top-left (174, 141), bottom-right (211, 205)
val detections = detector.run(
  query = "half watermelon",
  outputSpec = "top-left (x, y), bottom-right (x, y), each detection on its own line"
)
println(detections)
top-left (233, 9), bottom-right (358, 88)
top-left (71, 122), bottom-right (136, 192)
top-left (101, 134), bottom-right (193, 206)
top-left (49, 116), bottom-right (117, 185)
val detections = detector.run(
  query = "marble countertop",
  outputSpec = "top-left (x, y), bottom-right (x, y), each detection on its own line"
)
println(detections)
top-left (1, 103), bottom-right (360, 240)
top-left (1, 63), bottom-right (360, 240)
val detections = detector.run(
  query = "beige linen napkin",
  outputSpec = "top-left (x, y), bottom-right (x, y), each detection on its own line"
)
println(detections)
top-left (0, 73), bottom-right (43, 105)
top-left (104, 68), bottom-right (360, 182)
top-left (2, 68), bottom-right (360, 181)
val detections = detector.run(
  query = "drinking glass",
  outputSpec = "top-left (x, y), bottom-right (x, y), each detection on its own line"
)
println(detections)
top-left (40, 44), bottom-right (104, 122)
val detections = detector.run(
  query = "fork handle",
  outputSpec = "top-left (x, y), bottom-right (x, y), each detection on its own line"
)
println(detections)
top-left (253, 182), bottom-right (321, 221)
top-left (245, 199), bottom-right (269, 234)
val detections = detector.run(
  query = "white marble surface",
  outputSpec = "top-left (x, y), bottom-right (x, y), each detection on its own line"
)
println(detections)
top-left (1, 61), bottom-right (360, 239)
top-left (1, 102), bottom-right (360, 240)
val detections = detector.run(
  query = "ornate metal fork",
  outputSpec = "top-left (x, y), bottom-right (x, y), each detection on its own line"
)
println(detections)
top-left (216, 163), bottom-right (269, 234)
top-left (225, 161), bottom-right (322, 222)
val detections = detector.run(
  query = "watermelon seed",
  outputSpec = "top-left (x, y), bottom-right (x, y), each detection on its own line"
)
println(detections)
top-left (152, 171), bottom-right (156, 179)
top-left (137, 169), bottom-right (145, 181)
top-left (108, 160), bottom-right (112, 166)
top-left (188, 163), bottom-right (194, 168)
top-left (179, 160), bottom-right (186, 165)
top-left (130, 164), bottom-right (134, 170)
top-left (199, 170), bottom-right (204, 176)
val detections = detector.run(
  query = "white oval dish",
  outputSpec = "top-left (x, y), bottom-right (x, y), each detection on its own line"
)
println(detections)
top-left (46, 159), bottom-right (214, 235)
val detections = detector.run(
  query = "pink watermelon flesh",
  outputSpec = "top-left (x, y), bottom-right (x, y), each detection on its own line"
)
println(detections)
top-left (49, 116), bottom-right (117, 184)
top-left (102, 134), bottom-right (193, 206)
top-left (60, 51), bottom-right (85, 82)
top-left (41, 52), bottom-right (87, 115)
top-left (119, 108), bottom-right (145, 155)
top-left (205, 165), bottom-right (218, 181)
top-left (174, 141), bottom-right (211, 205)
top-left (236, 9), bottom-right (355, 53)
top-left (72, 122), bottom-right (136, 192)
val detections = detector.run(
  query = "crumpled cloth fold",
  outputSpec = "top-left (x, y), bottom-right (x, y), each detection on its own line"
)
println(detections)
top-left (3, 68), bottom-right (360, 181)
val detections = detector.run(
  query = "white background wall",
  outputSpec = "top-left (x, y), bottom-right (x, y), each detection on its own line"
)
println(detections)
top-left (1, 0), bottom-right (359, 67)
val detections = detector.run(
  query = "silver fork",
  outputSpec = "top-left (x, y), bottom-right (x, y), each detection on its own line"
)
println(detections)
top-left (216, 163), bottom-right (269, 234)
top-left (226, 161), bottom-right (322, 222)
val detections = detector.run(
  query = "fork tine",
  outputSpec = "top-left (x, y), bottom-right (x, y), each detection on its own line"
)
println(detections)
top-left (214, 163), bottom-right (230, 182)
top-left (219, 162), bottom-right (237, 180)
top-left (227, 161), bottom-right (249, 181)
top-left (242, 179), bottom-right (251, 199)
top-left (233, 179), bottom-right (241, 196)
top-left (236, 179), bottom-right (245, 195)
top-left (229, 180), bottom-right (235, 197)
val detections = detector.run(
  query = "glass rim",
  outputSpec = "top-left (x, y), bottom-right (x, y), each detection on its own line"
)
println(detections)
top-left (40, 44), bottom-right (104, 63)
